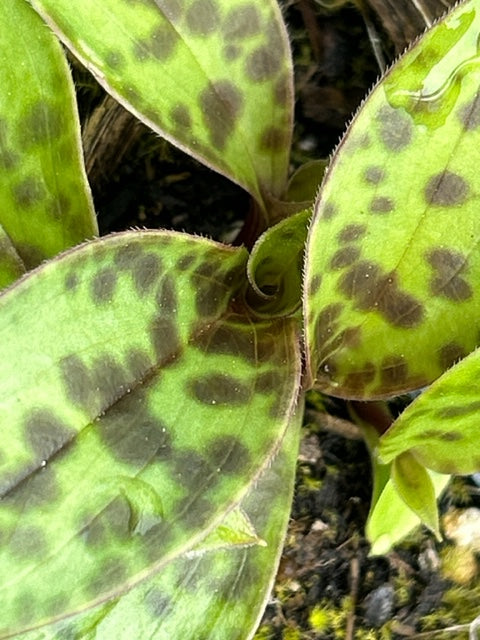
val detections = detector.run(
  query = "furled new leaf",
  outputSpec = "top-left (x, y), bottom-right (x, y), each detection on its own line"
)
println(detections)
top-left (0, 0), bottom-right (97, 269)
top-left (247, 208), bottom-right (310, 317)
top-left (16, 405), bottom-right (303, 640)
top-left (30, 0), bottom-right (294, 210)
top-left (0, 231), bottom-right (301, 636)
top-left (379, 345), bottom-right (480, 475)
top-left (286, 159), bottom-right (327, 204)
top-left (304, 0), bottom-right (480, 398)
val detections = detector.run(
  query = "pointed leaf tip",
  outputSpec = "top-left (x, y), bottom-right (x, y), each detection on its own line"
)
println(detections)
top-left (391, 452), bottom-right (440, 537)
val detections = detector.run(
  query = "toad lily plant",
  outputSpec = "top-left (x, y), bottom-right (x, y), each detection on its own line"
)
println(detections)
top-left (1, 0), bottom-right (480, 637)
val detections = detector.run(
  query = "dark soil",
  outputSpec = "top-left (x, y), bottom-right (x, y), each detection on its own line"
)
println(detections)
top-left (79, 1), bottom-right (480, 638)
top-left (258, 395), bottom-right (480, 640)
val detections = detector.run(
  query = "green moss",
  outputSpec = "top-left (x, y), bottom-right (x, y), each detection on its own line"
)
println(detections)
top-left (305, 596), bottom-right (355, 638)
top-left (354, 630), bottom-right (383, 640)
top-left (392, 569), bottom-right (415, 608)
top-left (309, 604), bottom-right (330, 632)
top-left (335, 596), bottom-right (355, 638)
top-left (444, 477), bottom-right (473, 508)
top-left (325, 464), bottom-right (340, 477)
top-left (306, 596), bottom-right (396, 639)
top-left (253, 623), bottom-right (274, 640)
top-left (440, 545), bottom-right (478, 584)
top-left (305, 390), bottom-right (327, 413)
top-left (418, 573), bottom-right (480, 637)
top-left (282, 626), bottom-right (302, 640)
top-left (298, 464), bottom-right (323, 491)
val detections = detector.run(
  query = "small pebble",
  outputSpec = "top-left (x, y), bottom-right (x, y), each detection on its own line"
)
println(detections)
top-left (298, 135), bottom-right (318, 152)
top-left (443, 507), bottom-right (480, 550)
top-left (310, 519), bottom-right (328, 533)
top-left (363, 583), bottom-right (395, 628)
top-left (470, 473), bottom-right (480, 487)
top-left (298, 435), bottom-right (322, 465)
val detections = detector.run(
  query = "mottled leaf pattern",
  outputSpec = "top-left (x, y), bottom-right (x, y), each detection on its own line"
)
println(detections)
top-left (247, 209), bottom-right (310, 317)
top-left (0, 0), bottom-right (97, 269)
top-left (16, 406), bottom-right (302, 640)
top-left (304, 0), bottom-right (480, 398)
top-left (6, 0), bottom-right (480, 634)
top-left (379, 345), bottom-right (480, 475)
top-left (30, 0), bottom-right (293, 208)
top-left (0, 231), bottom-right (301, 636)
top-left (0, 223), bottom-right (25, 290)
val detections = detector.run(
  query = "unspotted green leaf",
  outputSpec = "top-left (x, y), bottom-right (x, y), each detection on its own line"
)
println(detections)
top-left (391, 451), bottom-right (439, 537)
top-left (367, 463), bottom-right (449, 555)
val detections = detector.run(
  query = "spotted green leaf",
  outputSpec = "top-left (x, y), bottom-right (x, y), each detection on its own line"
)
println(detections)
top-left (30, 0), bottom-right (293, 210)
top-left (16, 406), bottom-right (302, 640)
top-left (0, 0), bottom-right (97, 269)
top-left (246, 208), bottom-right (311, 317)
top-left (0, 230), bottom-right (301, 636)
top-left (304, 0), bottom-right (480, 399)
top-left (0, 223), bottom-right (25, 290)
top-left (379, 345), bottom-right (480, 475)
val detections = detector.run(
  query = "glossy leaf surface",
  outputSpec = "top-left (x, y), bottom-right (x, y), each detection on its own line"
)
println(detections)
top-left (379, 345), bottom-right (480, 475)
top-left (0, 231), bottom-right (301, 636)
top-left (16, 406), bottom-right (302, 640)
top-left (0, 0), bottom-right (96, 269)
top-left (304, 0), bottom-right (480, 398)
top-left (31, 0), bottom-right (293, 208)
